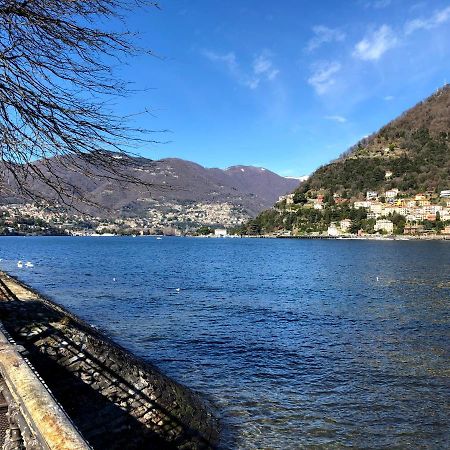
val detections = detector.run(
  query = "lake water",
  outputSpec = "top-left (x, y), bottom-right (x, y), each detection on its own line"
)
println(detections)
top-left (1, 236), bottom-right (449, 449)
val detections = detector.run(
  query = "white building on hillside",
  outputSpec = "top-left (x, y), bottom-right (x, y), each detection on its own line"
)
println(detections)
top-left (369, 202), bottom-right (384, 215)
top-left (385, 189), bottom-right (399, 199)
top-left (354, 201), bottom-right (372, 209)
top-left (374, 219), bottom-right (394, 234)
top-left (278, 193), bottom-right (295, 205)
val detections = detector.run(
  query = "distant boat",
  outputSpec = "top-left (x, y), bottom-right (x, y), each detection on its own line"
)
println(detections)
top-left (25, 262), bottom-right (34, 268)
top-left (17, 261), bottom-right (23, 268)
top-left (156, 237), bottom-right (163, 240)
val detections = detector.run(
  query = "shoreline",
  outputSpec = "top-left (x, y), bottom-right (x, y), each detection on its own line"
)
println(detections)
top-left (271, 234), bottom-right (450, 241)
top-left (0, 233), bottom-right (449, 241)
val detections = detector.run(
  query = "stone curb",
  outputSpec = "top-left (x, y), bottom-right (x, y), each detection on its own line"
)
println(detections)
top-left (0, 329), bottom-right (91, 450)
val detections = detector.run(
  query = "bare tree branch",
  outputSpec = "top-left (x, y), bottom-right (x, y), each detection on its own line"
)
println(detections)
top-left (0, 0), bottom-right (163, 207)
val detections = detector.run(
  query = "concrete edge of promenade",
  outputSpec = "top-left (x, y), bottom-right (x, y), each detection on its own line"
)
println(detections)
top-left (0, 325), bottom-right (91, 449)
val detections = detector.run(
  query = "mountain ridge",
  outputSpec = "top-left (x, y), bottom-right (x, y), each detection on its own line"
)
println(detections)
top-left (0, 154), bottom-right (299, 223)
top-left (296, 84), bottom-right (450, 198)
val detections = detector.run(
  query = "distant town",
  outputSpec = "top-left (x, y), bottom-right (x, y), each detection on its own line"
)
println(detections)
top-left (0, 201), bottom-right (249, 237)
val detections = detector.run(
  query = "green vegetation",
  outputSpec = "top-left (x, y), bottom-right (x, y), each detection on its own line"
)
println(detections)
top-left (196, 226), bottom-right (214, 235)
top-left (240, 86), bottom-right (450, 236)
top-left (296, 129), bottom-right (449, 199)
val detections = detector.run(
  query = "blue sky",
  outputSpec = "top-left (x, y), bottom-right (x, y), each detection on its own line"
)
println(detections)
top-left (116, 0), bottom-right (450, 177)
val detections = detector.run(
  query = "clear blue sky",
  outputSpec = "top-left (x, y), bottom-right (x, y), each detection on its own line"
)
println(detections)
top-left (115, 0), bottom-right (450, 177)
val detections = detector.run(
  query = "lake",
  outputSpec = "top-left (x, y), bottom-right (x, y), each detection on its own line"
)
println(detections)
top-left (1, 236), bottom-right (449, 449)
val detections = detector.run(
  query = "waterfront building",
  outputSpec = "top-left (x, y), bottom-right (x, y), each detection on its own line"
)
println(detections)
top-left (440, 190), bottom-right (450, 198)
top-left (374, 219), bottom-right (394, 234)
top-left (404, 224), bottom-right (425, 234)
top-left (327, 223), bottom-right (340, 236)
top-left (214, 228), bottom-right (227, 237)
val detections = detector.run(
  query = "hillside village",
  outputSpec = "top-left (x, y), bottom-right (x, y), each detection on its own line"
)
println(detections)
top-left (238, 85), bottom-right (450, 239)
top-left (0, 200), bottom-right (249, 236)
top-left (270, 188), bottom-right (450, 237)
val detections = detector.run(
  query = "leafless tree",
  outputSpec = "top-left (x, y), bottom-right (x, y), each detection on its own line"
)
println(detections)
top-left (0, 0), bottom-right (161, 207)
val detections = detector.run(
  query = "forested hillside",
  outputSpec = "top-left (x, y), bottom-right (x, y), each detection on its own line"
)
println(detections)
top-left (298, 84), bottom-right (450, 198)
top-left (238, 85), bottom-right (450, 236)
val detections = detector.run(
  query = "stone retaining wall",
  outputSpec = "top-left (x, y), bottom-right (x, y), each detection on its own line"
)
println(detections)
top-left (0, 272), bottom-right (219, 449)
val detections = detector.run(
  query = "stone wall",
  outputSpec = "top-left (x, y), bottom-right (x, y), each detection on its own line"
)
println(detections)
top-left (0, 273), bottom-right (219, 449)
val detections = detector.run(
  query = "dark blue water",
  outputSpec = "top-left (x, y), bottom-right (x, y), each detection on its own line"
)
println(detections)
top-left (1, 236), bottom-right (449, 449)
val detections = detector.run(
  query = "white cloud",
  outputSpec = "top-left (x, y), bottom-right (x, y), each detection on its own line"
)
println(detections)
top-left (325, 115), bottom-right (347, 123)
top-left (202, 49), bottom-right (279, 90)
top-left (383, 95), bottom-right (394, 101)
top-left (245, 78), bottom-right (260, 90)
top-left (306, 26), bottom-right (346, 52)
top-left (353, 25), bottom-right (398, 61)
top-left (307, 61), bottom-right (341, 95)
top-left (202, 50), bottom-right (238, 74)
top-left (404, 6), bottom-right (450, 35)
top-left (253, 53), bottom-right (280, 81)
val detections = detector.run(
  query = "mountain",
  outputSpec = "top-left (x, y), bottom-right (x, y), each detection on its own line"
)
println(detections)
top-left (0, 155), bottom-right (299, 222)
top-left (296, 84), bottom-right (450, 198)
top-left (241, 85), bottom-right (450, 235)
